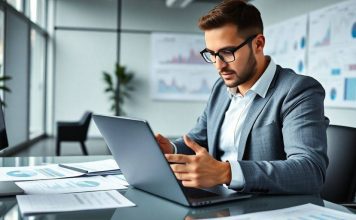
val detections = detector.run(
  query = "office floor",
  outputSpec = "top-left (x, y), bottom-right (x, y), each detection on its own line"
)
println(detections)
top-left (13, 137), bottom-right (111, 157)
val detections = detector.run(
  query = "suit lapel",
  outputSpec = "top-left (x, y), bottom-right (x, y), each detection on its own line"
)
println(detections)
top-left (210, 95), bottom-right (231, 158)
top-left (237, 67), bottom-right (280, 160)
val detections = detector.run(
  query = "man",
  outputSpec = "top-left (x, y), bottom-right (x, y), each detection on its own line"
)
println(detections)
top-left (156, 0), bottom-right (328, 194)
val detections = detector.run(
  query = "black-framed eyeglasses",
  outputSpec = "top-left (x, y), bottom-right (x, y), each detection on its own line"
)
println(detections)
top-left (200, 34), bottom-right (258, 63)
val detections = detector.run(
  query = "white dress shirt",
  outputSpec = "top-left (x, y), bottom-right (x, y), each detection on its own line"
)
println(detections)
top-left (220, 57), bottom-right (276, 189)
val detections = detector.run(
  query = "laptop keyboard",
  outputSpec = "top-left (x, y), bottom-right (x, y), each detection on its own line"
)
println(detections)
top-left (183, 187), bottom-right (219, 199)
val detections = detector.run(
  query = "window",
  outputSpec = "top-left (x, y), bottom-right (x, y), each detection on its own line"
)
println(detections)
top-left (29, 29), bottom-right (46, 138)
top-left (6, 0), bottom-right (23, 12)
top-left (27, 0), bottom-right (46, 28)
top-left (0, 10), bottom-right (4, 101)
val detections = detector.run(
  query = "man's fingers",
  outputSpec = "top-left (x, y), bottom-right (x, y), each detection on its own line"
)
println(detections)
top-left (170, 163), bottom-right (194, 173)
top-left (155, 133), bottom-right (167, 143)
top-left (174, 172), bottom-right (191, 181)
top-left (181, 180), bottom-right (197, 188)
top-left (183, 135), bottom-right (205, 154)
top-left (165, 154), bottom-right (193, 163)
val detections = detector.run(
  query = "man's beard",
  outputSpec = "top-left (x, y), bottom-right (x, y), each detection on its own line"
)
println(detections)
top-left (221, 48), bottom-right (257, 88)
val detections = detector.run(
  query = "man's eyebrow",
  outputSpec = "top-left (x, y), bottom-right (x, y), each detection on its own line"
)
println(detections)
top-left (206, 46), bottom-right (237, 53)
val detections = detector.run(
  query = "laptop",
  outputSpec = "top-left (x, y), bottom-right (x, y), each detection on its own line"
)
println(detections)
top-left (93, 115), bottom-right (251, 207)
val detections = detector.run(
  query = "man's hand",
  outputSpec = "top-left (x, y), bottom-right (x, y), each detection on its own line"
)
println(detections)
top-left (165, 135), bottom-right (231, 188)
top-left (155, 133), bottom-right (174, 154)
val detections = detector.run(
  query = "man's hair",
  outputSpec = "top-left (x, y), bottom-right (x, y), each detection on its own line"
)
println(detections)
top-left (198, 0), bottom-right (263, 38)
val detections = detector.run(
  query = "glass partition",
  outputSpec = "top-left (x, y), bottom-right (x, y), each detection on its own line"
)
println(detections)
top-left (0, 10), bottom-right (4, 101)
top-left (6, 0), bottom-right (23, 12)
top-left (27, 0), bottom-right (46, 28)
top-left (29, 29), bottom-right (46, 138)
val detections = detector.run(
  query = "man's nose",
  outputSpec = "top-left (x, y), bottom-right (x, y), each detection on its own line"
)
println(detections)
top-left (214, 56), bottom-right (227, 71)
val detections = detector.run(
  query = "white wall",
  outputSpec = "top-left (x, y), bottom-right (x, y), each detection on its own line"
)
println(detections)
top-left (252, 0), bottom-right (356, 127)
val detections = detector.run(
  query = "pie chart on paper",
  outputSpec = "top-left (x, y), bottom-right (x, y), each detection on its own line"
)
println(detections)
top-left (7, 170), bottom-right (38, 177)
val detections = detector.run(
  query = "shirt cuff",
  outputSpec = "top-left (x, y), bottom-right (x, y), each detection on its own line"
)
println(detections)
top-left (169, 141), bottom-right (177, 154)
top-left (227, 161), bottom-right (246, 189)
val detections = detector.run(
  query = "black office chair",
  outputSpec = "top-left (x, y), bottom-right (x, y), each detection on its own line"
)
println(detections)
top-left (56, 111), bottom-right (92, 156)
top-left (321, 125), bottom-right (356, 206)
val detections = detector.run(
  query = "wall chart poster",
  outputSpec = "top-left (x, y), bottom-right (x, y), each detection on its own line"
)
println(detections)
top-left (151, 33), bottom-right (217, 101)
top-left (265, 0), bottom-right (356, 108)
top-left (264, 14), bottom-right (308, 76)
top-left (308, 0), bottom-right (356, 108)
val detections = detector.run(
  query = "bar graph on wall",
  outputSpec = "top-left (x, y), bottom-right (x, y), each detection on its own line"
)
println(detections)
top-left (308, 0), bottom-right (356, 108)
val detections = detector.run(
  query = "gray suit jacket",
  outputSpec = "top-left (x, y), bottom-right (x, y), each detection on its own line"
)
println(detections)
top-left (173, 65), bottom-right (329, 194)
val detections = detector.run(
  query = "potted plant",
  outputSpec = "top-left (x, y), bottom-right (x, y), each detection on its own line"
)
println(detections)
top-left (102, 63), bottom-right (135, 116)
top-left (0, 65), bottom-right (11, 107)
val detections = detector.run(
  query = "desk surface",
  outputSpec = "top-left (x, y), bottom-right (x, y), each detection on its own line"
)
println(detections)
top-left (0, 156), bottom-right (355, 220)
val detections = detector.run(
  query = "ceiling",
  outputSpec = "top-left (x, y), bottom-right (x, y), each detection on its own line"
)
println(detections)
top-left (165, 0), bottom-right (250, 8)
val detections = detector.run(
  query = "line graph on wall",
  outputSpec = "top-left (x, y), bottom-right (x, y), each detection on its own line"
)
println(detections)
top-left (151, 33), bottom-right (217, 101)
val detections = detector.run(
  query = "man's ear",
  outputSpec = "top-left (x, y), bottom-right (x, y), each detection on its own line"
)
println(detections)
top-left (255, 34), bottom-right (265, 53)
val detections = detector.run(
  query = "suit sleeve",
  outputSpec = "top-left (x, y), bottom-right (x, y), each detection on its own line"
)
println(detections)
top-left (237, 76), bottom-right (329, 194)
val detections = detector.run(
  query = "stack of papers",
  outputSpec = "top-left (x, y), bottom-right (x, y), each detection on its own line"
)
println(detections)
top-left (16, 190), bottom-right (135, 215)
top-left (0, 164), bottom-right (83, 181)
top-left (0, 159), bottom-right (136, 215)
top-left (0, 159), bottom-right (122, 182)
top-left (105, 174), bottom-right (129, 186)
top-left (15, 176), bottom-right (127, 194)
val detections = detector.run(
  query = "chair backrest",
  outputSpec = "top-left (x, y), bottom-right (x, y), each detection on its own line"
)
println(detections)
top-left (321, 125), bottom-right (356, 203)
top-left (79, 111), bottom-right (92, 139)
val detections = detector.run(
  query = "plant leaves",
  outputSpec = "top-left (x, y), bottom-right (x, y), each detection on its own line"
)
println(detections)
top-left (0, 76), bottom-right (12, 81)
top-left (103, 63), bottom-right (136, 115)
top-left (0, 86), bottom-right (11, 92)
top-left (104, 88), bottom-right (114, 93)
top-left (102, 72), bottom-right (113, 87)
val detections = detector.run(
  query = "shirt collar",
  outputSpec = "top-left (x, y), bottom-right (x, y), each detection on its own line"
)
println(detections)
top-left (227, 56), bottom-right (276, 98)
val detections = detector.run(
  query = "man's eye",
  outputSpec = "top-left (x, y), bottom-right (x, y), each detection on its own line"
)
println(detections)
top-left (219, 50), bottom-right (232, 56)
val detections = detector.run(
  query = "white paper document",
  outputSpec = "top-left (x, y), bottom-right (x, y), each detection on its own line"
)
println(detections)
top-left (16, 190), bottom-right (135, 215)
top-left (105, 174), bottom-right (129, 186)
top-left (0, 164), bottom-right (82, 182)
top-left (200, 203), bottom-right (356, 220)
top-left (16, 176), bottom-right (127, 194)
top-left (59, 159), bottom-right (120, 174)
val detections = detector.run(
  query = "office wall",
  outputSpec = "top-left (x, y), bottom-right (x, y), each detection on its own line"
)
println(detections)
top-left (252, 0), bottom-right (356, 127)
top-left (4, 11), bottom-right (30, 147)
top-left (53, 0), bottom-right (215, 137)
top-left (52, 0), bottom-right (355, 140)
